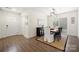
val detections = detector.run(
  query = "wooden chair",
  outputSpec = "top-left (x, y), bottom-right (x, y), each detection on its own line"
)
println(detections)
top-left (54, 27), bottom-right (62, 41)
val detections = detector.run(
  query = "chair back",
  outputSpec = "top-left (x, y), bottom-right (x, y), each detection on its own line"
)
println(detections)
top-left (58, 27), bottom-right (62, 34)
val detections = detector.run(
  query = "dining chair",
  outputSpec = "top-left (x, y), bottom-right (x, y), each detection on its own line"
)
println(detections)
top-left (54, 27), bottom-right (62, 41)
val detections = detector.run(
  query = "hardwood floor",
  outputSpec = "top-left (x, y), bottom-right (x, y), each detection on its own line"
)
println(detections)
top-left (0, 35), bottom-right (79, 52)
top-left (0, 35), bottom-right (61, 52)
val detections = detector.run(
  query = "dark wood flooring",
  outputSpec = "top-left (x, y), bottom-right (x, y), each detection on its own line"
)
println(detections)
top-left (0, 35), bottom-right (79, 52)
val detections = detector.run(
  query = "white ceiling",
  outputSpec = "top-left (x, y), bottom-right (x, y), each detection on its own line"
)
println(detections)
top-left (1, 7), bottom-right (78, 14)
top-left (15, 7), bottom-right (77, 14)
top-left (54, 7), bottom-right (77, 14)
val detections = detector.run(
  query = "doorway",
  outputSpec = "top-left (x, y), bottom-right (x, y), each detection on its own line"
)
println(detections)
top-left (0, 11), bottom-right (20, 38)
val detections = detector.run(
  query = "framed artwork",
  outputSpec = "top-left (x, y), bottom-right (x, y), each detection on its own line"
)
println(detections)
top-left (71, 17), bottom-right (75, 24)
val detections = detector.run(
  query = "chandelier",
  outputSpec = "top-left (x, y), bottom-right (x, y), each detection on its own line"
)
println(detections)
top-left (50, 8), bottom-right (56, 16)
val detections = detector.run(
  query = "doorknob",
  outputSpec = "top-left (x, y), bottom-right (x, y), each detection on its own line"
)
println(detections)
top-left (6, 25), bottom-right (8, 28)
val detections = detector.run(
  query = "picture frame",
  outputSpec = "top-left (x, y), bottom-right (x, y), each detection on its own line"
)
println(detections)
top-left (71, 17), bottom-right (75, 24)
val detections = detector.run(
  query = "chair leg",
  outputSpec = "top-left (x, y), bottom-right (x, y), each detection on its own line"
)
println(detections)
top-left (54, 36), bottom-right (56, 42)
top-left (58, 35), bottom-right (61, 41)
top-left (56, 35), bottom-right (61, 41)
top-left (54, 35), bottom-right (61, 42)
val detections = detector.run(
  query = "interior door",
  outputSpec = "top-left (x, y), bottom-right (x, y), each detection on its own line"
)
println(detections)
top-left (0, 11), bottom-right (19, 38)
top-left (5, 12), bottom-right (19, 37)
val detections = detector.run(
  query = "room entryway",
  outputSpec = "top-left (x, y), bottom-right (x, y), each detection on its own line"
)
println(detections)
top-left (0, 11), bottom-right (21, 38)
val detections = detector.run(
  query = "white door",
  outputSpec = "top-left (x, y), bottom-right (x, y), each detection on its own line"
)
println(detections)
top-left (0, 11), bottom-right (20, 38)
top-left (5, 12), bottom-right (19, 37)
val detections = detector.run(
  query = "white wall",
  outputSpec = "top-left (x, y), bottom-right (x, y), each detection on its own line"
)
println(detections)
top-left (28, 14), bottom-right (37, 38)
top-left (21, 13), bottom-right (29, 38)
top-left (21, 9), bottom-right (48, 38)
top-left (34, 12), bottom-right (47, 27)
top-left (21, 12), bottom-right (37, 38)
top-left (58, 10), bottom-right (78, 36)
top-left (78, 8), bottom-right (79, 38)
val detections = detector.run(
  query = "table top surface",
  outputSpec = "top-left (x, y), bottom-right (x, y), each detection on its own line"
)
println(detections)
top-left (50, 28), bottom-right (58, 32)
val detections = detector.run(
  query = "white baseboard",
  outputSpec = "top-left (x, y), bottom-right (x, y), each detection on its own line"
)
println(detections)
top-left (23, 34), bottom-right (36, 39)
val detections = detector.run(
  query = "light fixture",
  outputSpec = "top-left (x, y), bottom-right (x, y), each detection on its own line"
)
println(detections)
top-left (50, 8), bottom-right (56, 16)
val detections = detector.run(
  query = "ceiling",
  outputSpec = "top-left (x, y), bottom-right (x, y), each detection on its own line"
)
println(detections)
top-left (1, 7), bottom-right (78, 14)
top-left (15, 7), bottom-right (78, 14)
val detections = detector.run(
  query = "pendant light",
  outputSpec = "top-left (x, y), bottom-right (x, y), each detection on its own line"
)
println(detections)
top-left (50, 8), bottom-right (56, 16)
